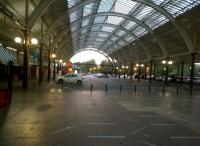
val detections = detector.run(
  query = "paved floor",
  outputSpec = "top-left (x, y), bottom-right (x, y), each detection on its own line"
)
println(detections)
top-left (1, 76), bottom-right (200, 146)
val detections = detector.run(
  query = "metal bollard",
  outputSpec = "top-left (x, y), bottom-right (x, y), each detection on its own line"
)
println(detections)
top-left (120, 84), bottom-right (122, 94)
top-left (91, 83), bottom-right (93, 92)
top-left (176, 86), bottom-right (179, 94)
top-left (162, 85), bottom-right (165, 95)
top-left (134, 85), bottom-right (136, 93)
top-left (149, 85), bottom-right (151, 93)
top-left (105, 84), bottom-right (108, 92)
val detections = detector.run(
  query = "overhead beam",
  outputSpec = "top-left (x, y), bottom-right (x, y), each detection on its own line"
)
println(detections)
top-left (27, 0), bottom-right (54, 29)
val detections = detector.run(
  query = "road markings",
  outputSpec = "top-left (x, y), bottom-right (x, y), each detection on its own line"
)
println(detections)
top-left (131, 127), bottom-right (147, 135)
top-left (139, 115), bottom-right (161, 118)
top-left (139, 140), bottom-right (158, 146)
top-left (151, 124), bottom-right (178, 126)
top-left (50, 126), bottom-right (77, 135)
top-left (87, 123), bottom-right (115, 125)
top-left (119, 117), bottom-right (140, 123)
top-left (89, 136), bottom-right (126, 139)
top-left (113, 110), bottom-right (126, 115)
top-left (170, 137), bottom-right (200, 139)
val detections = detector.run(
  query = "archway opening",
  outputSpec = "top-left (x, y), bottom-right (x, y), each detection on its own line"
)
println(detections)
top-left (70, 48), bottom-right (110, 65)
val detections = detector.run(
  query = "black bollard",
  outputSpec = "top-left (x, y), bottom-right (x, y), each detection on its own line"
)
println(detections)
top-left (134, 85), bottom-right (136, 93)
top-left (162, 85), bottom-right (165, 95)
top-left (149, 85), bottom-right (151, 93)
top-left (91, 83), bottom-right (93, 92)
top-left (8, 61), bottom-right (13, 96)
top-left (120, 84), bottom-right (122, 94)
top-left (176, 86), bottom-right (179, 94)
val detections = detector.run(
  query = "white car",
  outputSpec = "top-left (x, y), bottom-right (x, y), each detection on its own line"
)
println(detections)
top-left (57, 73), bottom-right (84, 85)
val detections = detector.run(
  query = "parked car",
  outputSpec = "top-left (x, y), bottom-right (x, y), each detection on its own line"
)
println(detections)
top-left (94, 73), bottom-right (109, 78)
top-left (57, 73), bottom-right (84, 85)
top-left (184, 77), bottom-right (200, 85)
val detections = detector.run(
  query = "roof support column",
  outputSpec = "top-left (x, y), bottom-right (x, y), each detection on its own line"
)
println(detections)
top-left (190, 53), bottom-right (196, 94)
top-left (180, 61), bottom-right (184, 83)
top-left (39, 20), bottom-right (44, 84)
top-left (130, 63), bottom-right (133, 80)
top-left (138, 64), bottom-right (141, 82)
top-left (149, 60), bottom-right (153, 84)
top-left (144, 63), bottom-right (147, 80)
top-left (22, 0), bottom-right (29, 89)
top-left (153, 64), bottom-right (156, 81)
top-left (48, 50), bottom-right (51, 82)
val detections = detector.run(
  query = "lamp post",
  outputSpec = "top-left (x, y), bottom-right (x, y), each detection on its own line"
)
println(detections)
top-left (15, 36), bottom-right (38, 89)
top-left (59, 59), bottom-right (63, 75)
top-left (162, 60), bottom-right (173, 85)
top-left (52, 53), bottom-right (56, 80)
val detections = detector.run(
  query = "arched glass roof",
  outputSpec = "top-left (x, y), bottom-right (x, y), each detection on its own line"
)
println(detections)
top-left (66, 0), bottom-right (200, 54)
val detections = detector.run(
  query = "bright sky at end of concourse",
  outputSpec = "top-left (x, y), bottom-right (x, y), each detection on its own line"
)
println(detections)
top-left (70, 49), bottom-right (108, 65)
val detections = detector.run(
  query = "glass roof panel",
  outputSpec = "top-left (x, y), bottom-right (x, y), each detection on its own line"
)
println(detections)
top-left (116, 30), bottom-right (126, 36)
top-left (83, 3), bottom-right (95, 17)
top-left (145, 12), bottom-right (168, 29)
top-left (124, 35), bottom-right (135, 42)
top-left (135, 5), bottom-right (154, 20)
top-left (81, 29), bottom-right (88, 34)
top-left (123, 20), bottom-right (136, 30)
top-left (118, 40), bottom-right (126, 46)
top-left (96, 38), bottom-right (106, 42)
top-left (151, 0), bottom-right (200, 16)
top-left (71, 24), bottom-right (80, 32)
top-left (133, 26), bottom-right (147, 37)
top-left (97, 0), bottom-right (115, 13)
top-left (101, 26), bottom-right (115, 32)
top-left (67, 0), bottom-right (200, 53)
top-left (70, 9), bottom-right (82, 23)
top-left (98, 33), bottom-right (110, 38)
top-left (94, 16), bottom-right (107, 24)
top-left (112, 0), bottom-right (138, 14)
top-left (82, 19), bottom-right (90, 27)
top-left (106, 16), bottom-right (124, 25)
top-left (67, 0), bottom-right (81, 8)
top-left (91, 26), bottom-right (101, 31)
top-left (110, 36), bottom-right (119, 41)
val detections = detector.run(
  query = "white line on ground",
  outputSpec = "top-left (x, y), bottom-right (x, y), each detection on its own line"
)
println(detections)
top-left (119, 117), bottom-right (140, 123)
top-left (170, 137), bottom-right (200, 139)
top-left (50, 126), bottom-right (77, 135)
top-left (151, 124), bottom-right (178, 126)
top-left (113, 110), bottom-right (126, 115)
top-left (88, 136), bottom-right (126, 139)
top-left (87, 123), bottom-right (115, 125)
top-left (139, 140), bottom-right (158, 146)
top-left (131, 127), bottom-right (147, 135)
top-left (139, 115), bottom-right (161, 118)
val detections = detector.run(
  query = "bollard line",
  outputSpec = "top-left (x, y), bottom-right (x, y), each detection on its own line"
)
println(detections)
top-left (134, 85), bottom-right (136, 93)
top-left (91, 83), bottom-right (93, 92)
top-left (162, 85), bottom-right (165, 95)
top-left (149, 85), bottom-right (151, 93)
top-left (120, 84), bottom-right (122, 94)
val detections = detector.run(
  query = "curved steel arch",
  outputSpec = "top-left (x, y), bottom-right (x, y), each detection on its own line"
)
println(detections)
top-left (28, 0), bottom-right (194, 54)
top-left (70, 12), bottom-right (167, 57)
top-left (73, 41), bottom-right (110, 50)
top-left (72, 30), bottom-right (128, 43)
top-left (52, 23), bottom-right (151, 59)
top-left (27, 0), bottom-right (55, 29)
top-left (58, 45), bottom-right (113, 64)
top-left (72, 36), bottom-right (121, 48)
top-left (68, 0), bottom-right (193, 52)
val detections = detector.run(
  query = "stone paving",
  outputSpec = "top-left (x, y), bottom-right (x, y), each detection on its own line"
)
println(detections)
top-left (1, 76), bottom-right (200, 146)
